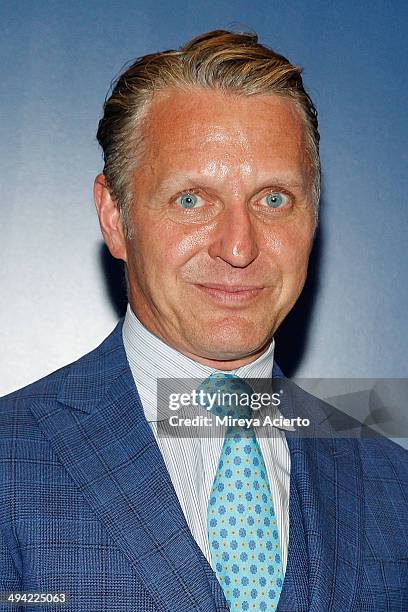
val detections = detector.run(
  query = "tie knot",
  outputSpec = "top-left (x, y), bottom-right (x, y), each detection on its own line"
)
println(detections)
top-left (197, 373), bottom-right (254, 421)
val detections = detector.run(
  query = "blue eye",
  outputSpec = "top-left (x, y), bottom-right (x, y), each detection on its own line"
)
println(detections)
top-left (178, 193), bottom-right (199, 209)
top-left (263, 192), bottom-right (288, 208)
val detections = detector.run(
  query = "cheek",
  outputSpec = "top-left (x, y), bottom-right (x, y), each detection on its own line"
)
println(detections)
top-left (169, 225), bottom-right (213, 259)
top-left (263, 223), bottom-right (313, 276)
top-left (132, 222), bottom-right (211, 275)
top-left (151, 222), bottom-right (213, 264)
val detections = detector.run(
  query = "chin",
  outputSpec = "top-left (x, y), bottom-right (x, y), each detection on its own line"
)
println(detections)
top-left (190, 318), bottom-right (272, 361)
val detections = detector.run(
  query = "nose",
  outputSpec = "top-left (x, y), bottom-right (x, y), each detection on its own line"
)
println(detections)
top-left (208, 204), bottom-right (259, 267)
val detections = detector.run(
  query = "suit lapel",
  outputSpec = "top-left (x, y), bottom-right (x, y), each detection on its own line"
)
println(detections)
top-left (29, 322), bottom-right (225, 612)
top-left (276, 378), bottom-right (364, 611)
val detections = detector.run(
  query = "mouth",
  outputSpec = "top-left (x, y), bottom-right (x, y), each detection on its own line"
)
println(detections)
top-left (194, 283), bottom-right (265, 305)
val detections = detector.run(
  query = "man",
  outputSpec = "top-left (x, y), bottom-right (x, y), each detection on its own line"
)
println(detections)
top-left (1, 30), bottom-right (407, 612)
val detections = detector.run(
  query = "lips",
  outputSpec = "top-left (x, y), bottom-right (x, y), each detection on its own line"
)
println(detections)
top-left (194, 283), bottom-right (265, 304)
top-left (198, 283), bottom-right (264, 292)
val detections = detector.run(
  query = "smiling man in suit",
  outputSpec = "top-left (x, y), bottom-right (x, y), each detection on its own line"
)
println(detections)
top-left (1, 30), bottom-right (408, 612)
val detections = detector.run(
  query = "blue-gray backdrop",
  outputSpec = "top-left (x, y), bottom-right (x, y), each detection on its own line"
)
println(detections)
top-left (1, 1), bottom-right (407, 442)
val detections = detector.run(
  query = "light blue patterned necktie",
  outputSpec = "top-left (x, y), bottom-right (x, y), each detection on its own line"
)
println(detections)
top-left (200, 373), bottom-right (284, 611)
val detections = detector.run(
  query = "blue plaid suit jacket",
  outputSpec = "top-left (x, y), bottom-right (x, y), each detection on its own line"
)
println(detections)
top-left (1, 320), bottom-right (408, 611)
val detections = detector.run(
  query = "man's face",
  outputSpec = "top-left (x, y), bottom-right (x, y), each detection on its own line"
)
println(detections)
top-left (123, 88), bottom-right (316, 367)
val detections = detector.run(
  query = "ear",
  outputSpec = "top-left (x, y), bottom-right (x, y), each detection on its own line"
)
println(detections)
top-left (93, 174), bottom-right (128, 262)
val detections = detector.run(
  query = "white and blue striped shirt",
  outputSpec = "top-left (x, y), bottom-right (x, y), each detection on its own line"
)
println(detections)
top-left (122, 304), bottom-right (291, 572)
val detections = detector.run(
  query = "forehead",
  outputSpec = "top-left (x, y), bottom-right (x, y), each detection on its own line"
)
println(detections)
top-left (137, 87), bottom-right (310, 183)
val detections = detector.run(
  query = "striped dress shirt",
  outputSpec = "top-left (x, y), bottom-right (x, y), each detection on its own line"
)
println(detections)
top-left (122, 304), bottom-right (292, 574)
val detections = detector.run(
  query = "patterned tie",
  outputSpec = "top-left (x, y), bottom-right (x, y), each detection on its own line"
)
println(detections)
top-left (200, 373), bottom-right (284, 611)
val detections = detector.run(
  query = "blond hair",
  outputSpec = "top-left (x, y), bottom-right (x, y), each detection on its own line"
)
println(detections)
top-left (97, 30), bottom-right (320, 237)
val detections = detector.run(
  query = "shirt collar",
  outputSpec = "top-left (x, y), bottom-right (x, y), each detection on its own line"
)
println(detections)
top-left (122, 304), bottom-right (291, 429)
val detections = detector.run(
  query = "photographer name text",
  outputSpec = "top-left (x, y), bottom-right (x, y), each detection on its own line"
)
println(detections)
top-left (168, 414), bottom-right (310, 428)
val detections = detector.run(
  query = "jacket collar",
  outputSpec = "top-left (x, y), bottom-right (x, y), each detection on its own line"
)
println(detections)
top-left (276, 378), bottom-right (364, 611)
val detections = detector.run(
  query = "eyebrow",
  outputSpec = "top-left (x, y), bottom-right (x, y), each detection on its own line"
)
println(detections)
top-left (154, 175), bottom-right (195, 197)
top-left (154, 173), bottom-right (306, 197)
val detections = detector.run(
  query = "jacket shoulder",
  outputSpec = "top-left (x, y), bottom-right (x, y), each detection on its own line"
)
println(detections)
top-left (286, 377), bottom-right (408, 469)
